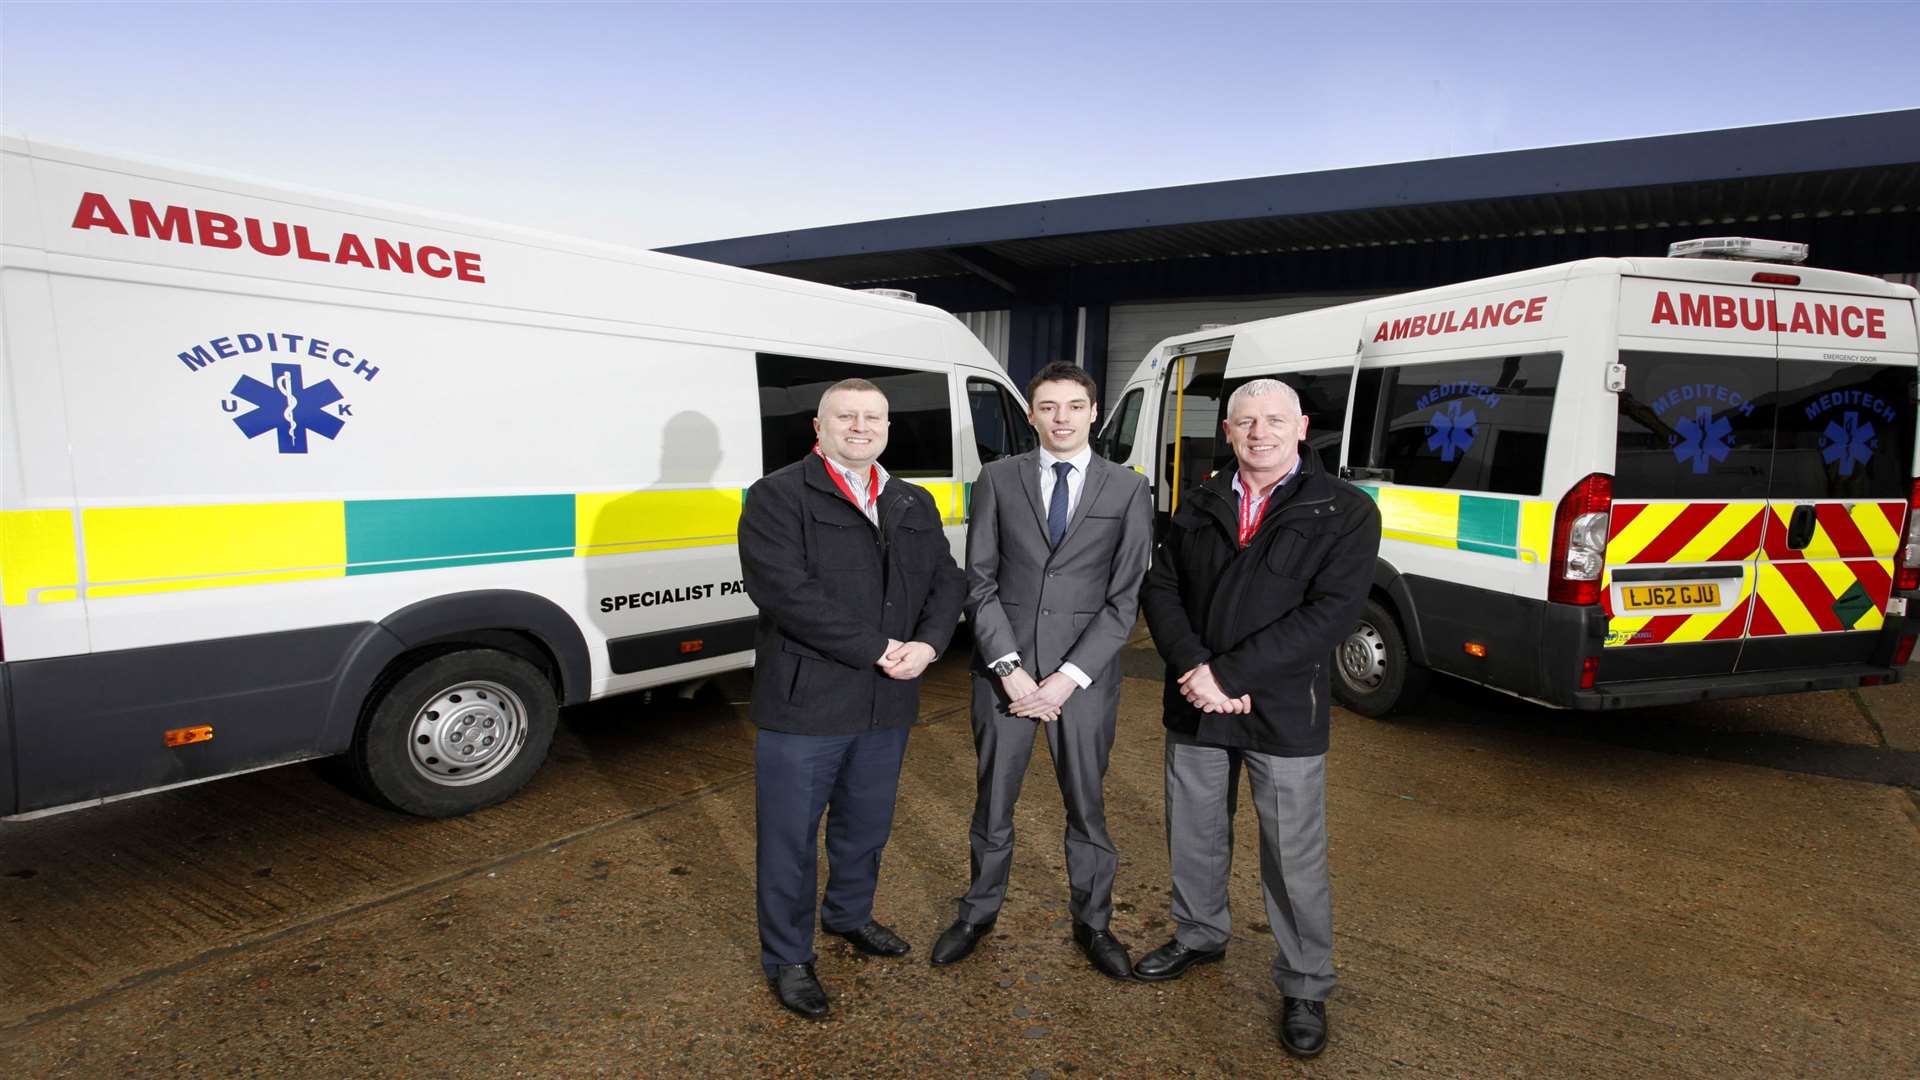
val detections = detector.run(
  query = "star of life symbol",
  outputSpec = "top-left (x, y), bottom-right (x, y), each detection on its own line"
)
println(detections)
top-left (1820, 411), bottom-right (1878, 478)
top-left (1426, 400), bottom-right (1477, 463)
top-left (231, 363), bottom-right (346, 454)
top-left (1671, 405), bottom-right (1732, 474)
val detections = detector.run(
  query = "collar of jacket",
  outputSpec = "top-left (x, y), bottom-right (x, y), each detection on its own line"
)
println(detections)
top-left (801, 454), bottom-right (914, 532)
top-left (1188, 449), bottom-right (1332, 537)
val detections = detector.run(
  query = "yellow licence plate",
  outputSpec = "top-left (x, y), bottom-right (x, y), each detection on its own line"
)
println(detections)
top-left (1620, 583), bottom-right (1721, 610)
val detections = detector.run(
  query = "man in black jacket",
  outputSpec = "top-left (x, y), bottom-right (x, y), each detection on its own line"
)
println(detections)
top-left (1137, 377), bottom-right (1380, 1059)
top-left (737, 377), bottom-right (966, 1020)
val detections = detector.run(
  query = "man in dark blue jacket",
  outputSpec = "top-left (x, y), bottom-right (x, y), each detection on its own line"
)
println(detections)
top-left (737, 377), bottom-right (966, 1019)
top-left (1137, 378), bottom-right (1380, 1059)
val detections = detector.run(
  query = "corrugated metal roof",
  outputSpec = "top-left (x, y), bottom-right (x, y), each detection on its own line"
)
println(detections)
top-left (662, 112), bottom-right (1920, 290)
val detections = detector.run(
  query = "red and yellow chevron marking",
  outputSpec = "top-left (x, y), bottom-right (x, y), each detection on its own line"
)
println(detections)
top-left (1605, 501), bottom-right (1764, 565)
top-left (1601, 500), bottom-right (1766, 648)
top-left (1755, 501), bottom-right (1904, 562)
top-left (1749, 500), bottom-right (1904, 637)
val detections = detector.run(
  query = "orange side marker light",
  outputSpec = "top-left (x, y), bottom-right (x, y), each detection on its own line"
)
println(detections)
top-left (163, 725), bottom-right (214, 748)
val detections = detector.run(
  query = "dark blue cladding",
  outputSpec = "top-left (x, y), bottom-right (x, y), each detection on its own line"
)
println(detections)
top-left (5, 624), bottom-right (375, 815)
top-left (0, 663), bottom-right (16, 816)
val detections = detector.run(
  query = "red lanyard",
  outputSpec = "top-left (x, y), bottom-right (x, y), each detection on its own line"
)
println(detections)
top-left (815, 443), bottom-right (878, 513)
top-left (1238, 483), bottom-right (1270, 548)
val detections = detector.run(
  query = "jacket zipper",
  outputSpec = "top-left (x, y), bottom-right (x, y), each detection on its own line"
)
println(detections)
top-left (1309, 662), bottom-right (1319, 721)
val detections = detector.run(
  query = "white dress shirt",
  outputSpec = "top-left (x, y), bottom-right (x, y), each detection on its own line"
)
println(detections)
top-left (994, 445), bottom-right (1095, 690)
top-left (822, 453), bottom-right (889, 527)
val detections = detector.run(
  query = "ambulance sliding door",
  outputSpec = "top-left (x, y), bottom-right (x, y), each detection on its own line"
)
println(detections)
top-left (1153, 347), bottom-right (1229, 517)
top-left (1738, 294), bottom-right (1917, 672)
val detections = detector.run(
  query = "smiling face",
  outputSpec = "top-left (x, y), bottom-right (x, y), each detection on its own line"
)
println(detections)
top-left (1223, 390), bottom-right (1308, 482)
top-left (1028, 378), bottom-right (1098, 456)
top-left (814, 387), bottom-right (890, 468)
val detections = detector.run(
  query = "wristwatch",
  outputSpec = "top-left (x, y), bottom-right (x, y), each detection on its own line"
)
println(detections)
top-left (989, 658), bottom-right (1021, 677)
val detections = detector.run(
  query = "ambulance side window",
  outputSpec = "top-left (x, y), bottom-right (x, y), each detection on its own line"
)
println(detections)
top-left (1216, 370), bottom-right (1350, 475)
top-left (1614, 351), bottom-right (1774, 500)
top-left (756, 354), bottom-right (955, 477)
top-left (1363, 353), bottom-right (1560, 496)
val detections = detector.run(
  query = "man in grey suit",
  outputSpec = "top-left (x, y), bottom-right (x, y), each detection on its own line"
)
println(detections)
top-left (929, 362), bottom-right (1154, 979)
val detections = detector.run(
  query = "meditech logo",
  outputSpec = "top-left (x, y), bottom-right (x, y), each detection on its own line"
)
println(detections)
top-left (170, 331), bottom-right (383, 455)
top-left (1416, 383), bottom-right (1499, 463)
top-left (1649, 383), bottom-right (1751, 475)
top-left (1806, 389), bottom-right (1897, 478)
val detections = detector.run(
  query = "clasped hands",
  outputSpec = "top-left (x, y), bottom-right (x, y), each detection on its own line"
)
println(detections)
top-left (1179, 663), bottom-right (1252, 714)
top-left (998, 666), bottom-right (1075, 722)
top-left (877, 639), bottom-right (937, 680)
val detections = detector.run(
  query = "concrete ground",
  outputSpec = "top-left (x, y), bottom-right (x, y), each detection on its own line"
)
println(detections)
top-left (2, 631), bottom-right (1916, 1078)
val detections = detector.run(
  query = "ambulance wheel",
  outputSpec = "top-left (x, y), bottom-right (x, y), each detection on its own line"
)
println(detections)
top-left (1332, 600), bottom-right (1429, 718)
top-left (351, 648), bottom-right (558, 818)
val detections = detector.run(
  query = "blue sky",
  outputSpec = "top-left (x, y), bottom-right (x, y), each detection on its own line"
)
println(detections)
top-left (2, 2), bottom-right (1915, 248)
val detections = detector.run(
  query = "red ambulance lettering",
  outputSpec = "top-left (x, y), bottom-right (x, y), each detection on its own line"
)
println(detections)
top-left (132, 200), bottom-right (191, 243)
top-left (1373, 295), bottom-right (1550, 342)
top-left (67, 192), bottom-right (488, 286)
top-left (1647, 290), bottom-right (1887, 340)
top-left (194, 210), bottom-right (241, 249)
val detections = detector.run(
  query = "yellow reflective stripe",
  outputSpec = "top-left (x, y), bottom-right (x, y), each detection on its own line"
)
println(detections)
top-left (82, 503), bottom-right (347, 597)
top-left (1377, 488), bottom-right (1460, 549)
top-left (0, 509), bottom-right (81, 606)
top-left (574, 489), bottom-right (743, 557)
top-left (921, 481), bottom-right (967, 526)
top-left (1518, 501), bottom-right (1555, 565)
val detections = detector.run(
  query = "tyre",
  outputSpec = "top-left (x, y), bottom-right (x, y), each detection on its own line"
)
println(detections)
top-left (351, 647), bottom-right (558, 817)
top-left (1330, 598), bottom-right (1430, 718)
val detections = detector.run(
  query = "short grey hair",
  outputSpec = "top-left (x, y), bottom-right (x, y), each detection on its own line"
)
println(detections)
top-left (817, 377), bottom-right (885, 418)
top-left (1225, 377), bottom-right (1301, 418)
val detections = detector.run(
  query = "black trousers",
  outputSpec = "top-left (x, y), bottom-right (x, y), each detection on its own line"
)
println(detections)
top-left (754, 725), bottom-right (911, 976)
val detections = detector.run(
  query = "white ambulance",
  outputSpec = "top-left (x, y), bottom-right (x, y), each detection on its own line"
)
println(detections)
top-left (1096, 239), bottom-right (1919, 714)
top-left (0, 135), bottom-right (1034, 818)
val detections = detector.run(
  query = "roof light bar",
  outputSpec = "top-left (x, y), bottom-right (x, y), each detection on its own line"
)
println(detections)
top-left (1668, 237), bottom-right (1808, 264)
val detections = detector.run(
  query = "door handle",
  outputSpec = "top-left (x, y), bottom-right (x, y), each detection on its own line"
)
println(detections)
top-left (1786, 504), bottom-right (1817, 551)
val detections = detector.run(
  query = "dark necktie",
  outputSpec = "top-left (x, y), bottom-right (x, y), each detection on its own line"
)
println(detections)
top-left (1048, 460), bottom-right (1074, 548)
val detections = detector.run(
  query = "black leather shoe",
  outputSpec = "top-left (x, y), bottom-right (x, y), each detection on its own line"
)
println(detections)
top-left (833, 921), bottom-right (911, 957)
top-left (1130, 937), bottom-right (1225, 981)
top-left (1280, 996), bottom-right (1328, 1058)
top-left (767, 964), bottom-right (829, 1019)
top-left (929, 918), bottom-right (995, 965)
top-left (1072, 922), bottom-right (1134, 980)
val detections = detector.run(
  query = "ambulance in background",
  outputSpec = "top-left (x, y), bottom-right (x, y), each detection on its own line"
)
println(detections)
top-left (0, 134), bottom-right (1032, 819)
top-left (1097, 238), bottom-right (1919, 714)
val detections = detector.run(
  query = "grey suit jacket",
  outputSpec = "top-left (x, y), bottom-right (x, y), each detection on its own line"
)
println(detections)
top-left (966, 450), bottom-right (1154, 683)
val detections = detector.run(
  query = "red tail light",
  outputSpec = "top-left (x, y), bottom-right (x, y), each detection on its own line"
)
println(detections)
top-left (1549, 473), bottom-right (1614, 606)
top-left (1893, 634), bottom-right (1916, 668)
top-left (1752, 272), bottom-right (1801, 286)
top-left (1579, 656), bottom-right (1599, 689)
top-left (1894, 478), bottom-right (1920, 593)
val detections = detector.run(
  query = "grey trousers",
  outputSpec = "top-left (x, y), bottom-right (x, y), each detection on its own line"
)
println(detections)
top-left (1164, 727), bottom-right (1336, 1000)
top-left (958, 673), bottom-right (1120, 929)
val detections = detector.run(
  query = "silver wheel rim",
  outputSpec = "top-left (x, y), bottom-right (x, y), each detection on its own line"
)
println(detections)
top-left (1338, 622), bottom-right (1389, 693)
top-left (408, 679), bottom-right (527, 787)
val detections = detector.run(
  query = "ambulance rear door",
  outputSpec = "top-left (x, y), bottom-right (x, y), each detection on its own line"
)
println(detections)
top-left (1739, 290), bottom-right (1917, 672)
top-left (1605, 280), bottom-right (1779, 679)
top-left (1606, 278), bottom-right (1919, 681)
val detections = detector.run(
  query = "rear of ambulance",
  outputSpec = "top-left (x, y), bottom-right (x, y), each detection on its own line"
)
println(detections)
top-left (1571, 239), bottom-right (1918, 707)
